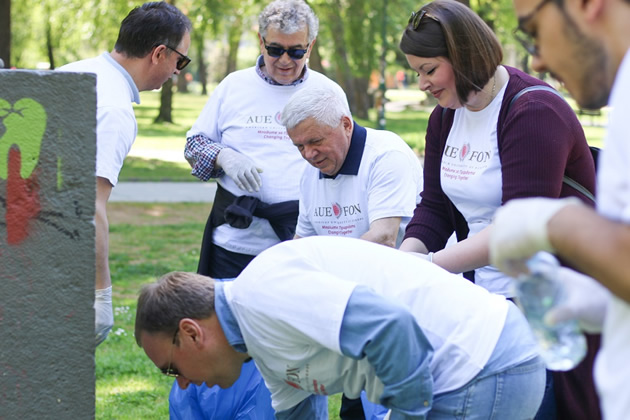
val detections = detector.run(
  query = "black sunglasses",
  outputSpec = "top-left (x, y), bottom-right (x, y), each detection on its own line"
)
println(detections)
top-left (262, 38), bottom-right (309, 60)
top-left (161, 328), bottom-right (180, 377)
top-left (164, 45), bottom-right (191, 71)
top-left (408, 9), bottom-right (440, 30)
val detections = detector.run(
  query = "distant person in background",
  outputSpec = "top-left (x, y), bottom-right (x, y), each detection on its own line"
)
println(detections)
top-left (175, 0), bottom-right (346, 418)
top-left (58, 0), bottom-right (191, 346)
top-left (490, 0), bottom-right (630, 419)
top-left (397, 0), bottom-right (600, 418)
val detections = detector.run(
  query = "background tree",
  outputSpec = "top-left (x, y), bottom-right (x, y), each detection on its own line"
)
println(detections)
top-left (0, 0), bottom-right (10, 67)
top-left (7, 0), bottom-right (523, 125)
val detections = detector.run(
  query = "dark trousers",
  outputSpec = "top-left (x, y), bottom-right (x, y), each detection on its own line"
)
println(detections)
top-left (340, 395), bottom-right (365, 420)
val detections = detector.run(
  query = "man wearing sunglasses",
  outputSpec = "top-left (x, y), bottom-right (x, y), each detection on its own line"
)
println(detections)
top-left (178, 0), bottom-right (348, 418)
top-left (58, 1), bottom-right (191, 347)
top-left (489, 0), bottom-right (630, 419)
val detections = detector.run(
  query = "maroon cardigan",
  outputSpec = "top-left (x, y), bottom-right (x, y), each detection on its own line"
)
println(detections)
top-left (404, 66), bottom-right (601, 420)
top-left (404, 66), bottom-right (596, 256)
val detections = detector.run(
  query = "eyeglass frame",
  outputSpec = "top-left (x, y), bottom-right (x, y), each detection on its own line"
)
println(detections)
top-left (161, 327), bottom-right (180, 377)
top-left (162, 44), bottom-right (191, 71)
top-left (408, 9), bottom-right (440, 30)
top-left (262, 38), bottom-right (310, 60)
top-left (513, 0), bottom-right (556, 56)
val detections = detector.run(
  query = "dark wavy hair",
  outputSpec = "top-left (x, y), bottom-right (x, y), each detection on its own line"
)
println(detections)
top-left (135, 271), bottom-right (215, 344)
top-left (399, 0), bottom-right (502, 105)
top-left (114, 1), bottom-right (192, 58)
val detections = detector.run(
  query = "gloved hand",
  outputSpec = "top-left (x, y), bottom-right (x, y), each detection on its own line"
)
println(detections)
top-left (490, 197), bottom-right (582, 277)
top-left (216, 148), bottom-right (263, 193)
top-left (545, 267), bottom-right (610, 333)
top-left (95, 286), bottom-right (114, 346)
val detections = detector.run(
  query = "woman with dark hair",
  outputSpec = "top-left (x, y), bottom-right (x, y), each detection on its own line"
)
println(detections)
top-left (398, 1), bottom-right (601, 419)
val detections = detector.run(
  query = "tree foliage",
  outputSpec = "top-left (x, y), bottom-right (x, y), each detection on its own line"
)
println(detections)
top-left (8, 0), bottom-right (523, 122)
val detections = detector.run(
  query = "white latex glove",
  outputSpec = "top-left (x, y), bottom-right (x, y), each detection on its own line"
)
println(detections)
top-left (490, 197), bottom-right (581, 277)
top-left (95, 286), bottom-right (114, 346)
top-left (216, 148), bottom-right (263, 193)
top-left (545, 267), bottom-right (610, 333)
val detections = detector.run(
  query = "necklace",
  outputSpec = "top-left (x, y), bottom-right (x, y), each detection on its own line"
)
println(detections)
top-left (491, 75), bottom-right (496, 99)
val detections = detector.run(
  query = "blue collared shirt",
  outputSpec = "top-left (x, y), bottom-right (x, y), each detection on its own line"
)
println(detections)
top-left (102, 52), bottom-right (140, 104)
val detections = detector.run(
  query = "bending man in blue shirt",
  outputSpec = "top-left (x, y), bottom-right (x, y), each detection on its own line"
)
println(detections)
top-left (136, 236), bottom-right (545, 419)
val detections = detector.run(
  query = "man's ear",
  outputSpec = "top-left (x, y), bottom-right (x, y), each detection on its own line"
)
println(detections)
top-left (179, 318), bottom-right (204, 347)
top-left (150, 44), bottom-right (165, 65)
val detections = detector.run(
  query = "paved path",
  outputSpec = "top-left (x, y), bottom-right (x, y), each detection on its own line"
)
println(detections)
top-left (110, 182), bottom-right (217, 202)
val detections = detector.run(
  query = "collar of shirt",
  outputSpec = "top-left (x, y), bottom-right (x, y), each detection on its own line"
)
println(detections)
top-left (102, 52), bottom-right (141, 104)
top-left (320, 121), bottom-right (367, 179)
top-left (255, 55), bottom-right (309, 86)
top-left (214, 281), bottom-right (248, 354)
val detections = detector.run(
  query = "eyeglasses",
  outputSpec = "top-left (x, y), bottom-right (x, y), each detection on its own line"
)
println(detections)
top-left (262, 38), bottom-right (309, 60)
top-left (513, 0), bottom-right (555, 56)
top-left (161, 328), bottom-right (180, 377)
top-left (408, 9), bottom-right (440, 30)
top-left (164, 45), bottom-right (191, 71)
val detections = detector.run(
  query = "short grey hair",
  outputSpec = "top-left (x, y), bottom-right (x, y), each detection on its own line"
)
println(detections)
top-left (281, 86), bottom-right (351, 130)
top-left (258, 0), bottom-right (319, 43)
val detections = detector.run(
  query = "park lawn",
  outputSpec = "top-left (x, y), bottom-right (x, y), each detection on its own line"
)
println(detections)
top-left (97, 202), bottom-right (342, 419)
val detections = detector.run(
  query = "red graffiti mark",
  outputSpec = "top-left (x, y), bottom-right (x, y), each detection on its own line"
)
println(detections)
top-left (6, 147), bottom-right (40, 244)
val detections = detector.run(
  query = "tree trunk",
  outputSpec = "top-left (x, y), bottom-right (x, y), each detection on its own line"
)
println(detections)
top-left (225, 15), bottom-right (242, 78)
top-left (327, 0), bottom-right (355, 114)
top-left (154, 78), bottom-right (174, 123)
top-left (352, 76), bottom-right (370, 120)
top-left (155, 0), bottom-right (175, 122)
top-left (193, 23), bottom-right (208, 95)
top-left (0, 0), bottom-right (10, 68)
top-left (307, 40), bottom-right (325, 74)
top-left (46, 19), bottom-right (55, 70)
top-left (177, 68), bottom-right (189, 93)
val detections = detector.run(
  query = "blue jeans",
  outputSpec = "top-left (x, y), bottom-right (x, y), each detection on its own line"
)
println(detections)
top-left (428, 356), bottom-right (546, 419)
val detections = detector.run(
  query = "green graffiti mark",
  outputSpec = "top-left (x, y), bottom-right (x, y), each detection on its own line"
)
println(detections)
top-left (0, 98), bottom-right (47, 180)
top-left (57, 156), bottom-right (63, 190)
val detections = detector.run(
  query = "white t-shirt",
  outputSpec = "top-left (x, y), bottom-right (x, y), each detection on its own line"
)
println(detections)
top-left (594, 48), bottom-right (630, 420)
top-left (442, 83), bottom-right (509, 295)
top-left (296, 125), bottom-right (423, 246)
top-left (225, 236), bottom-right (509, 412)
top-left (187, 67), bottom-right (346, 255)
top-left (58, 53), bottom-right (139, 186)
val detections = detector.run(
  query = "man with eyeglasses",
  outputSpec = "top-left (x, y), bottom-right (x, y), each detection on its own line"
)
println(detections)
top-left (177, 0), bottom-right (348, 418)
top-left (58, 1), bottom-right (191, 347)
top-left (136, 236), bottom-right (547, 420)
top-left (489, 0), bottom-right (630, 419)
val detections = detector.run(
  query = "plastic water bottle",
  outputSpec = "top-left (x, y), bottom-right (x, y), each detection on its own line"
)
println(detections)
top-left (513, 252), bottom-right (587, 371)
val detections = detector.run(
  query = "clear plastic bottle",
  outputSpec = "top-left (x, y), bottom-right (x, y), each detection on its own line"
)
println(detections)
top-left (513, 252), bottom-right (587, 371)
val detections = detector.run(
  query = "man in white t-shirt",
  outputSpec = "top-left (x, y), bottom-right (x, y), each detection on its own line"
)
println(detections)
top-left (489, 0), bottom-right (630, 418)
top-left (136, 236), bottom-right (546, 420)
top-left (283, 86), bottom-right (423, 248)
top-left (58, 2), bottom-right (192, 346)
